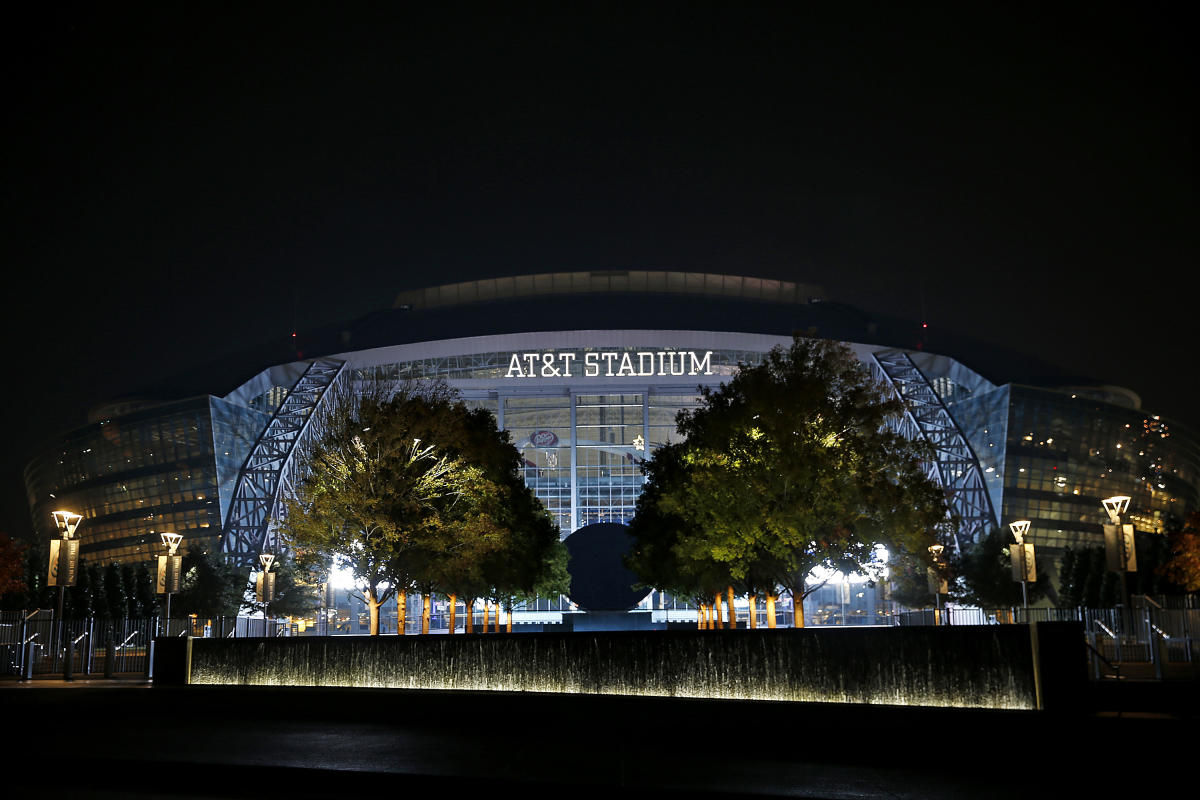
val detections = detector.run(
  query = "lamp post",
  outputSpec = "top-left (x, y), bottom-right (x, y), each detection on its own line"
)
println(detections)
top-left (257, 553), bottom-right (276, 637)
top-left (927, 543), bottom-right (947, 625)
top-left (157, 532), bottom-right (183, 636)
top-left (49, 510), bottom-right (82, 671)
top-left (1102, 495), bottom-right (1135, 608)
top-left (1009, 520), bottom-right (1035, 615)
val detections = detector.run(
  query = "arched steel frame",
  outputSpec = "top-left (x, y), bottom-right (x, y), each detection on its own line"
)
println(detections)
top-left (219, 359), bottom-right (346, 567)
top-left (870, 350), bottom-right (997, 552)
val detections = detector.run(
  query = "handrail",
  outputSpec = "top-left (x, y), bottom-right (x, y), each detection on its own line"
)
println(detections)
top-left (72, 631), bottom-right (89, 645)
top-left (1094, 620), bottom-right (1117, 639)
top-left (1085, 640), bottom-right (1121, 680)
top-left (116, 631), bottom-right (139, 650)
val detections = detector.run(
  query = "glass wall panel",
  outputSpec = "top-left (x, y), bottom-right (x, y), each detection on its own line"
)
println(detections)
top-left (503, 396), bottom-right (572, 536)
top-left (574, 394), bottom-right (645, 528)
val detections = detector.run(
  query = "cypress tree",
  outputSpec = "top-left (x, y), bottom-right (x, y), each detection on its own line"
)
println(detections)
top-left (120, 564), bottom-right (138, 617)
top-left (103, 562), bottom-right (127, 619)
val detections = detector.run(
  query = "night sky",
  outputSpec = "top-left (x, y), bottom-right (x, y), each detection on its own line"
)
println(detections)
top-left (2, 3), bottom-right (1192, 541)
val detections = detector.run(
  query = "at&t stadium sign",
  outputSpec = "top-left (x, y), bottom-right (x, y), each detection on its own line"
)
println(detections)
top-left (504, 350), bottom-right (714, 379)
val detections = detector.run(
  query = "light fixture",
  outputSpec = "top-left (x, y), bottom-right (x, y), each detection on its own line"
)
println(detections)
top-left (160, 531), bottom-right (183, 555)
top-left (1009, 520), bottom-right (1031, 545)
top-left (1102, 496), bottom-right (1130, 524)
top-left (52, 510), bottom-right (83, 539)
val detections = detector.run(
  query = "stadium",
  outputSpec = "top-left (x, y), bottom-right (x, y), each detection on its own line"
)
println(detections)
top-left (23, 271), bottom-right (1200, 618)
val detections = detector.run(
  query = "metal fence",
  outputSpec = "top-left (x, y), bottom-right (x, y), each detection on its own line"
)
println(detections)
top-left (894, 603), bottom-right (1200, 679)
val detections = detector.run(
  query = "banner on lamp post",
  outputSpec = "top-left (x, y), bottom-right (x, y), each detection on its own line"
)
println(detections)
top-left (256, 571), bottom-right (275, 603)
top-left (1103, 524), bottom-right (1137, 572)
top-left (1011, 543), bottom-right (1036, 583)
top-left (157, 555), bottom-right (182, 594)
top-left (48, 539), bottom-right (79, 587)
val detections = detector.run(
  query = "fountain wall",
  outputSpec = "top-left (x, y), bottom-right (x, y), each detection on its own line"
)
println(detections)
top-left (165, 623), bottom-right (1086, 710)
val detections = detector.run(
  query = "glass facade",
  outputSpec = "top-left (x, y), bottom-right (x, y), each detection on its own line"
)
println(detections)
top-left (1000, 386), bottom-right (1199, 548)
top-left (24, 397), bottom-right (268, 564)
top-left (947, 383), bottom-right (1200, 597)
top-left (24, 331), bottom-right (1200, 614)
top-left (461, 391), bottom-right (708, 536)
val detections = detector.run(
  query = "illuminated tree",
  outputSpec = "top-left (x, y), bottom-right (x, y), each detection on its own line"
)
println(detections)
top-left (628, 335), bottom-right (949, 627)
top-left (0, 535), bottom-right (26, 602)
top-left (279, 380), bottom-right (567, 636)
top-left (279, 382), bottom-right (471, 635)
top-left (1160, 512), bottom-right (1200, 592)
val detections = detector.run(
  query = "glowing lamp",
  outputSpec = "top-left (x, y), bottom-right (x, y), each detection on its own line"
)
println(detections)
top-left (1009, 520), bottom-right (1031, 545)
top-left (1102, 496), bottom-right (1130, 524)
top-left (51, 510), bottom-right (83, 539)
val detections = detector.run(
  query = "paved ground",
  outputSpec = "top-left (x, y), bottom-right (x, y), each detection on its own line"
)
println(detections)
top-left (2, 677), bottom-right (1196, 799)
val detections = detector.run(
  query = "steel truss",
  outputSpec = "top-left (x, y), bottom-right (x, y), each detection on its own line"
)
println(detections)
top-left (870, 350), bottom-right (997, 551)
top-left (219, 359), bottom-right (346, 567)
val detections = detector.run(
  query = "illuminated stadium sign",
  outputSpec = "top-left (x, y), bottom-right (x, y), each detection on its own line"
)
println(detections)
top-left (504, 350), bottom-right (714, 379)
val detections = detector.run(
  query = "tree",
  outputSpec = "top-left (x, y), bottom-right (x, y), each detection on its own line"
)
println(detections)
top-left (0, 534), bottom-right (26, 604)
top-left (627, 335), bottom-right (950, 627)
top-left (242, 557), bottom-right (320, 618)
top-left (67, 561), bottom-right (100, 618)
top-left (101, 562), bottom-right (127, 619)
top-left (951, 528), bottom-right (1047, 608)
top-left (886, 550), bottom-right (943, 610)
top-left (283, 380), bottom-right (569, 635)
top-left (1158, 512), bottom-right (1200, 592)
top-left (133, 561), bottom-right (158, 617)
top-left (173, 549), bottom-right (244, 619)
top-left (120, 564), bottom-right (139, 617)
top-left (280, 381), bottom-right (484, 635)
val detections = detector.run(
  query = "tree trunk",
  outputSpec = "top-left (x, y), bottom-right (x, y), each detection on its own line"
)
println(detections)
top-left (464, 598), bottom-right (474, 633)
top-left (367, 592), bottom-right (381, 636)
top-left (727, 586), bottom-right (736, 629)
top-left (766, 593), bottom-right (777, 629)
top-left (697, 605), bottom-right (704, 629)
top-left (421, 594), bottom-right (431, 634)
top-left (747, 594), bottom-right (757, 629)
top-left (483, 601), bottom-right (491, 632)
top-left (713, 593), bottom-right (724, 628)
top-left (793, 590), bottom-right (805, 628)
top-left (397, 590), bottom-right (407, 635)
top-left (448, 593), bottom-right (457, 634)
top-left (505, 602), bottom-right (512, 633)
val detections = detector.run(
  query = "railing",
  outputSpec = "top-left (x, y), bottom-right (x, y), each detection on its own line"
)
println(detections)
top-left (893, 604), bottom-right (1199, 679)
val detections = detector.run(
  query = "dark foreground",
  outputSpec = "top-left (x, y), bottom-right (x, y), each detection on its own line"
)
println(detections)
top-left (1, 679), bottom-right (1196, 799)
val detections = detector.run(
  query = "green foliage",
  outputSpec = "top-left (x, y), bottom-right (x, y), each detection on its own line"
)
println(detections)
top-left (67, 562), bottom-right (101, 618)
top-left (242, 557), bottom-right (320, 618)
top-left (280, 379), bottom-right (568, 632)
top-left (885, 550), bottom-right (941, 609)
top-left (101, 562), bottom-right (127, 619)
top-left (0, 535), bottom-right (27, 603)
top-left (1159, 512), bottom-right (1200, 592)
top-left (172, 549), bottom-right (244, 618)
top-left (120, 564), bottom-right (139, 617)
top-left (626, 335), bottom-right (950, 610)
top-left (951, 528), bottom-right (1046, 607)
top-left (134, 562), bottom-right (158, 616)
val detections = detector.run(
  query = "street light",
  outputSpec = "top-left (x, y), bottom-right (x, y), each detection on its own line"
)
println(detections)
top-left (1102, 496), bottom-right (1136, 607)
top-left (157, 532), bottom-right (183, 635)
top-left (1009, 520), bottom-right (1035, 614)
top-left (49, 510), bottom-right (82, 672)
top-left (257, 553), bottom-right (276, 637)
top-left (927, 543), bottom-right (947, 625)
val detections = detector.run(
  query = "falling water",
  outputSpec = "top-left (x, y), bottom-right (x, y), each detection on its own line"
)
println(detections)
top-left (187, 625), bottom-right (1080, 710)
